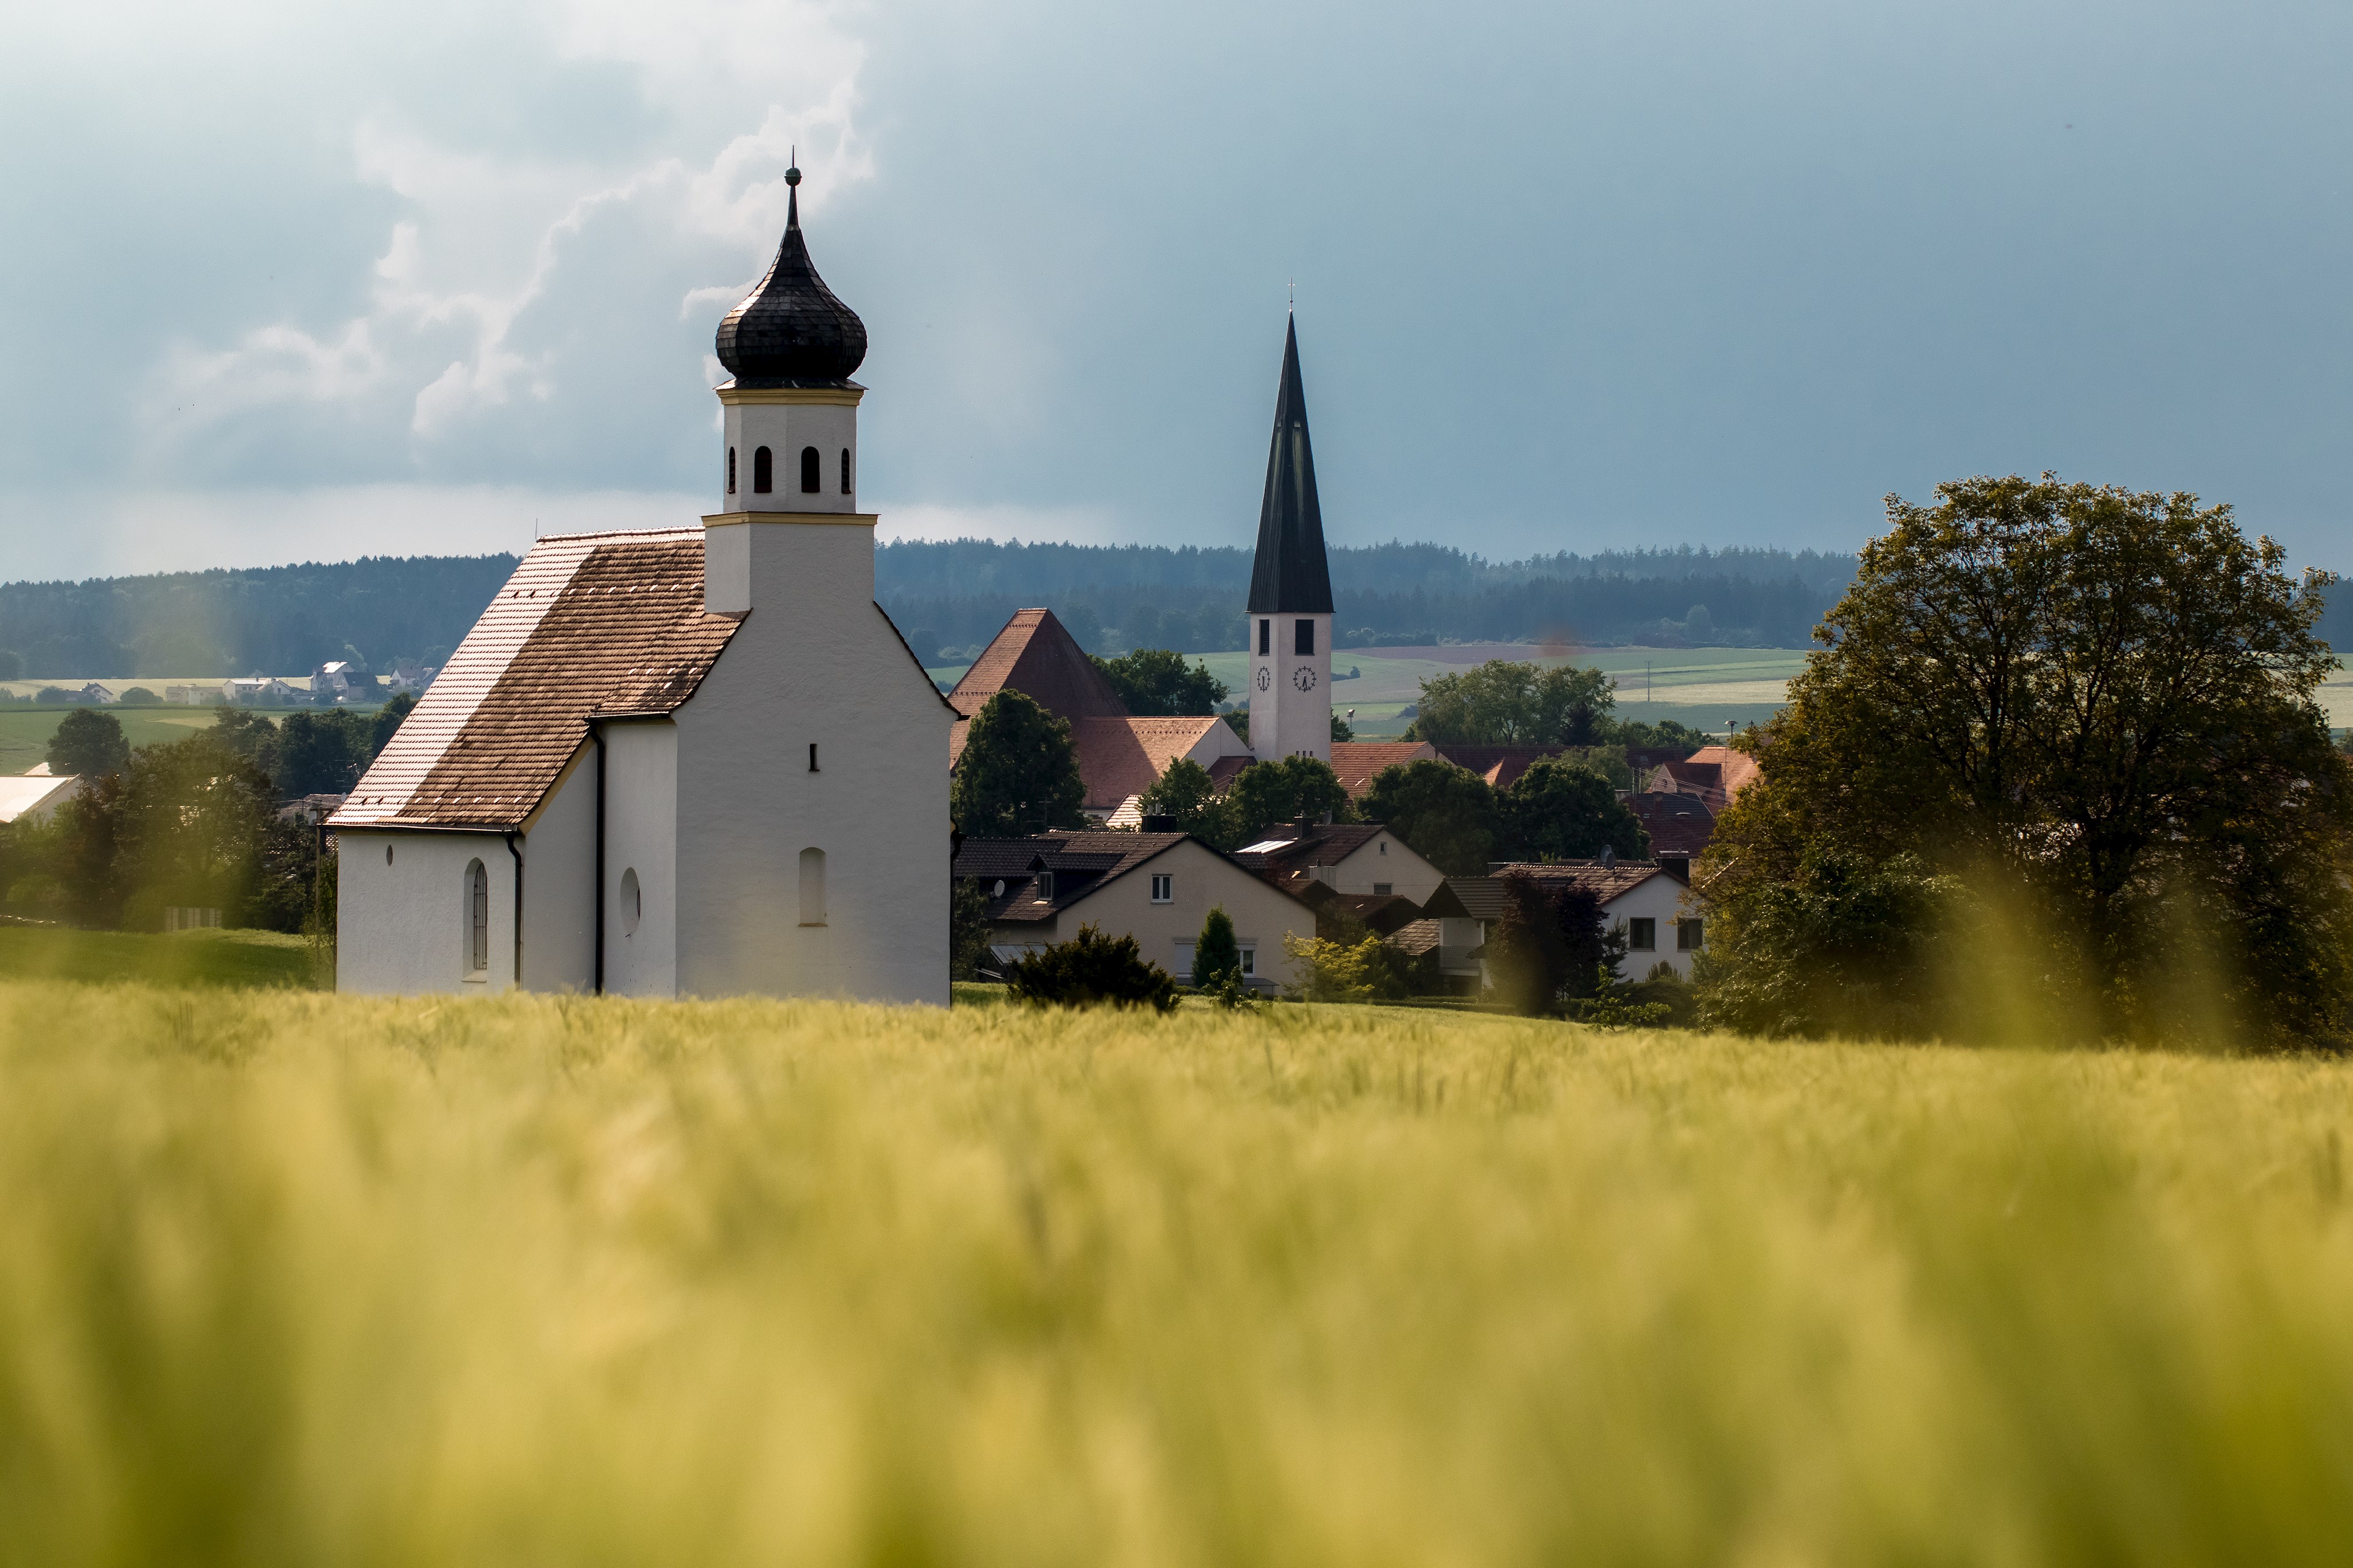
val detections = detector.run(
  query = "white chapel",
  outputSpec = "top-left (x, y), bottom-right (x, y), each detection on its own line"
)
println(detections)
top-left (331, 164), bottom-right (956, 1002)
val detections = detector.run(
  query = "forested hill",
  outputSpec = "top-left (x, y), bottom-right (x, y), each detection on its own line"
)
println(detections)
top-left (4, 540), bottom-right (2347, 678)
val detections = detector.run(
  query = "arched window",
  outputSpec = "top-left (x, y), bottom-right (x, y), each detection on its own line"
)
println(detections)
top-left (619, 867), bottom-right (641, 937)
top-left (839, 447), bottom-right (853, 495)
top-left (753, 446), bottom-right (773, 493)
top-left (799, 847), bottom-right (827, 926)
top-left (799, 445), bottom-right (821, 493)
top-left (465, 859), bottom-right (489, 975)
top-left (726, 446), bottom-right (737, 495)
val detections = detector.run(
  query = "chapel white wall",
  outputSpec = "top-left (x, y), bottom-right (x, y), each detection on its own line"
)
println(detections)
top-left (674, 522), bottom-right (951, 1006)
top-left (336, 830), bottom-right (516, 995)
top-left (518, 752), bottom-right (596, 994)
top-left (600, 720), bottom-right (680, 997)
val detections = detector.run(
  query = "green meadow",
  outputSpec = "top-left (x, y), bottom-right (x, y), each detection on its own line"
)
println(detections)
top-left (1, 979), bottom-right (2349, 1563)
top-left (0, 706), bottom-right (242, 775)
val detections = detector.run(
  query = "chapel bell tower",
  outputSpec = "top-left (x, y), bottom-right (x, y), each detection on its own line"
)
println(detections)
top-left (1245, 313), bottom-right (1336, 763)
top-left (705, 161), bottom-right (874, 614)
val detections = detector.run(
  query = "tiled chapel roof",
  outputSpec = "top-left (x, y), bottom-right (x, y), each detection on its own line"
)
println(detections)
top-left (947, 608), bottom-right (1126, 720)
top-left (330, 530), bottom-right (741, 831)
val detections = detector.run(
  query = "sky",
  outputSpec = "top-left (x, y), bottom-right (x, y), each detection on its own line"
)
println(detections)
top-left (2, 0), bottom-right (2348, 582)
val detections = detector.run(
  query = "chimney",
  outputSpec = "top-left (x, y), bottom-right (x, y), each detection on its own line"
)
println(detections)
top-left (1140, 814), bottom-right (1179, 833)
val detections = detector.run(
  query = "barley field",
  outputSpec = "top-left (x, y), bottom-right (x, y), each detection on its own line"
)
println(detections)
top-left (2, 983), bottom-right (2348, 1565)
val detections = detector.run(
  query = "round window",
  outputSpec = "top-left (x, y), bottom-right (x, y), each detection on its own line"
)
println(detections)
top-left (620, 867), bottom-right (642, 937)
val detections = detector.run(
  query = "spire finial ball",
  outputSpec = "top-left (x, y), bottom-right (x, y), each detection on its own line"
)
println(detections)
top-left (785, 165), bottom-right (801, 187)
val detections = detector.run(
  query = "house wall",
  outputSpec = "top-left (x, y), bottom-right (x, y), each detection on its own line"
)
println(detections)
top-left (601, 719), bottom-right (680, 997)
top-left (990, 840), bottom-right (1314, 992)
top-left (1602, 875), bottom-right (1703, 980)
top-left (674, 519), bottom-right (953, 1006)
top-left (1322, 831), bottom-right (1445, 905)
top-left (335, 829), bottom-right (517, 995)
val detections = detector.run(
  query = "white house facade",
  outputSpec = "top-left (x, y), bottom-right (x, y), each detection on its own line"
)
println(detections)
top-left (331, 161), bottom-right (956, 1004)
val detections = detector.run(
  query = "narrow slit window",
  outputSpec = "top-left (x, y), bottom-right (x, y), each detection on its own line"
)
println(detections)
top-left (799, 848), bottom-right (827, 926)
top-left (727, 446), bottom-right (738, 494)
top-left (808, 743), bottom-right (819, 772)
top-left (466, 859), bottom-right (489, 975)
top-left (839, 447), bottom-right (853, 495)
top-left (753, 446), bottom-right (773, 493)
top-left (799, 445), bottom-right (821, 493)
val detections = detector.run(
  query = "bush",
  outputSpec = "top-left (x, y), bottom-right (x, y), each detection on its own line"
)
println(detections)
top-left (1005, 924), bottom-right (1178, 1011)
top-left (1192, 906), bottom-right (1241, 990)
top-left (1485, 875), bottom-right (1622, 1016)
top-left (1282, 933), bottom-right (1428, 1002)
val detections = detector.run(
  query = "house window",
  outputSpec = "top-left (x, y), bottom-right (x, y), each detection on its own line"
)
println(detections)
top-left (799, 847), bottom-right (827, 926)
top-left (753, 446), bottom-right (773, 493)
top-left (1677, 918), bottom-right (1704, 951)
top-left (840, 447), bottom-right (853, 494)
top-left (465, 859), bottom-right (488, 975)
top-left (620, 867), bottom-right (642, 937)
top-left (1295, 619), bottom-right (1314, 656)
top-left (727, 446), bottom-right (737, 494)
top-left (1258, 618), bottom-right (1271, 656)
top-left (1037, 872), bottom-right (1055, 901)
top-left (799, 445), bottom-right (821, 493)
top-left (1150, 874), bottom-right (1172, 903)
top-left (1239, 945), bottom-right (1256, 976)
top-left (1378, 840), bottom-right (1387, 855)
top-left (1373, 882), bottom-right (1392, 896)
top-left (1628, 918), bottom-right (1656, 951)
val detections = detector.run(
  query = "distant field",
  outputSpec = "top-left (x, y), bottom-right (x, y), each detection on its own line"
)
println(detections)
top-left (0, 926), bottom-right (321, 988)
top-left (0, 984), bottom-right (2348, 1562)
top-left (0, 705), bottom-right (314, 775)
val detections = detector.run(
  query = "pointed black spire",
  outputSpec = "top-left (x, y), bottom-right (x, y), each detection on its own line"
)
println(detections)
top-left (714, 162), bottom-right (868, 387)
top-left (1247, 314), bottom-right (1334, 614)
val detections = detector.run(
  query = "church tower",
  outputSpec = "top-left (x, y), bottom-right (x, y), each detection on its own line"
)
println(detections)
top-left (1245, 313), bottom-right (1336, 763)
top-left (704, 161), bottom-right (872, 615)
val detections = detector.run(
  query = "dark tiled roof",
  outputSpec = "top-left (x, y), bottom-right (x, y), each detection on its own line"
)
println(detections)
top-left (952, 831), bottom-right (1191, 924)
top-left (1422, 875), bottom-right (1513, 922)
top-left (332, 531), bottom-right (741, 831)
top-left (1625, 791), bottom-right (1716, 856)
top-left (1492, 860), bottom-right (1674, 903)
top-left (1433, 744), bottom-right (1571, 791)
top-left (712, 169), bottom-right (867, 387)
top-left (1246, 315), bottom-right (1335, 615)
top-left (1387, 918), bottom-right (1442, 956)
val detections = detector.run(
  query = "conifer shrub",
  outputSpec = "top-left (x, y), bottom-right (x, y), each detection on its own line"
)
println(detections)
top-left (1005, 924), bottom-right (1178, 1011)
top-left (1191, 906), bottom-right (1241, 990)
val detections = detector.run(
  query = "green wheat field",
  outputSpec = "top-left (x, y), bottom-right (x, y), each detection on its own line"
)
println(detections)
top-left (2, 979), bottom-right (2349, 1564)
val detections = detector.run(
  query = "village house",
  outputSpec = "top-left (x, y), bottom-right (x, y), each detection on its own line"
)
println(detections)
top-left (1229, 820), bottom-right (1446, 936)
top-left (331, 161), bottom-right (954, 1003)
top-left (0, 763), bottom-right (82, 826)
top-left (955, 831), bottom-right (1317, 991)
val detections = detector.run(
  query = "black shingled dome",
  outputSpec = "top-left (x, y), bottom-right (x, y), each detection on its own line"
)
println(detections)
top-left (1247, 314), bottom-right (1335, 614)
top-left (713, 167), bottom-right (867, 387)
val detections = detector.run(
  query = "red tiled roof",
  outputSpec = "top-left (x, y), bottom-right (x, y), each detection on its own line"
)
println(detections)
top-left (1433, 744), bottom-right (1569, 791)
top-left (331, 530), bottom-right (740, 831)
top-left (1070, 716), bottom-right (1236, 813)
top-left (1681, 744), bottom-right (1760, 801)
top-left (1328, 741), bottom-right (1437, 798)
top-left (947, 608), bottom-right (1127, 720)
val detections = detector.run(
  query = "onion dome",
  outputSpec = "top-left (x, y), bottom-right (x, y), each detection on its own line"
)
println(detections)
top-left (713, 165), bottom-right (867, 387)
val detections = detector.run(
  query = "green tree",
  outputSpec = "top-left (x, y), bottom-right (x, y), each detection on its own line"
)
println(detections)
top-left (950, 878), bottom-right (996, 981)
top-left (46, 708), bottom-right (130, 778)
top-left (1330, 710), bottom-right (1354, 742)
top-left (1403, 660), bottom-right (1615, 745)
top-left (1695, 848), bottom-right (1956, 1040)
top-left (1139, 758), bottom-right (1234, 843)
top-left (1360, 759), bottom-right (1496, 875)
top-left (1193, 905), bottom-right (1242, 990)
top-left (114, 735), bottom-right (278, 930)
top-left (1091, 648), bottom-right (1229, 715)
top-left (273, 710), bottom-right (372, 798)
top-left (1484, 876), bottom-right (1619, 1015)
top-left (371, 692), bottom-right (417, 756)
top-left (951, 690), bottom-right (1088, 835)
top-left (1703, 474), bottom-right (2353, 1047)
top-left (1228, 756), bottom-right (1352, 844)
top-left (1497, 755), bottom-right (1648, 861)
top-left (118, 687), bottom-right (160, 705)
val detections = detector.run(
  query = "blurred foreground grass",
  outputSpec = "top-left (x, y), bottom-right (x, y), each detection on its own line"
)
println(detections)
top-left (2, 984), bottom-right (2350, 1565)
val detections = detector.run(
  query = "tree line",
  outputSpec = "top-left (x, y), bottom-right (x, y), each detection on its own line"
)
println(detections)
top-left (0, 700), bottom-right (412, 933)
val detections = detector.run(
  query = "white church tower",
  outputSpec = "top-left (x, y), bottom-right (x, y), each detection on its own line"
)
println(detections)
top-left (1245, 313), bottom-right (1336, 763)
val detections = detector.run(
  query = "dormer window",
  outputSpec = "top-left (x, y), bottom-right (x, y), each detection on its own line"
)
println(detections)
top-left (800, 445), bottom-right (821, 493)
top-left (753, 446), bottom-right (773, 493)
top-left (1037, 872), bottom-right (1055, 901)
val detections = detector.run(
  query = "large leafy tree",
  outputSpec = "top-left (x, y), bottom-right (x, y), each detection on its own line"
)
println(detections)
top-left (1091, 648), bottom-right (1228, 715)
top-left (951, 690), bottom-right (1088, 836)
top-left (1404, 660), bottom-right (1615, 745)
top-left (1497, 755), bottom-right (1648, 861)
top-left (1139, 757), bottom-right (1233, 843)
top-left (1228, 756), bottom-right (1352, 844)
top-left (46, 708), bottom-right (130, 778)
top-left (1703, 474), bottom-right (2353, 1046)
top-left (1361, 759), bottom-right (1496, 875)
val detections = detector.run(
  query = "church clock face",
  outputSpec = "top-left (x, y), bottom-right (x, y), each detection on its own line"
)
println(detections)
top-left (1255, 667), bottom-right (1271, 692)
top-left (1291, 665), bottom-right (1318, 693)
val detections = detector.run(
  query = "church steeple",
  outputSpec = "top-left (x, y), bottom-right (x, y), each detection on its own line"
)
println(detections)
top-left (1243, 312), bottom-right (1335, 764)
top-left (1247, 313), bottom-right (1335, 615)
